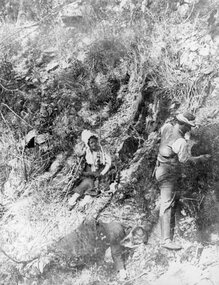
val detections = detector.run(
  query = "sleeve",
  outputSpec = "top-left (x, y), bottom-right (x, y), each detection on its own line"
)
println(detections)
top-left (172, 138), bottom-right (190, 163)
top-left (100, 152), bottom-right (112, 176)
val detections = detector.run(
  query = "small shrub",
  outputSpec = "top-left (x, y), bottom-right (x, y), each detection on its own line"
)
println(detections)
top-left (85, 39), bottom-right (127, 75)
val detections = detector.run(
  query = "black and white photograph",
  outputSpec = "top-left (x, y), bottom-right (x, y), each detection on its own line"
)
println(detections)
top-left (0, 0), bottom-right (218, 284)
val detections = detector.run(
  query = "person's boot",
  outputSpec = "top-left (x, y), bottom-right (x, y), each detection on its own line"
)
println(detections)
top-left (161, 208), bottom-right (171, 240)
top-left (161, 238), bottom-right (182, 250)
top-left (160, 209), bottom-right (182, 250)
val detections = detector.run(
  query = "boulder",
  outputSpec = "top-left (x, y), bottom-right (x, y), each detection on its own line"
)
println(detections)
top-left (60, 1), bottom-right (84, 28)
top-left (153, 264), bottom-right (202, 285)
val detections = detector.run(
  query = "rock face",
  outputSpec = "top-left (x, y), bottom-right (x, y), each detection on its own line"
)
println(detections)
top-left (154, 264), bottom-right (202, 285)
top-left (60, 1), bottom-right (84, 28)
top-left (1, 1), bottom-right (219, 284)
top-left (153, 262), bottom-right (219, 285)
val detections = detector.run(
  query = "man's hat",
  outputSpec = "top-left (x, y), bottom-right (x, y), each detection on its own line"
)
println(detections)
top-left (176, 112), bottom-right (196, 127)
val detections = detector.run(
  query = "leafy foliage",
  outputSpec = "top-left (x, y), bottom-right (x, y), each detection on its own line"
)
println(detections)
top-left (0, 0), bottom-right (218, 284)
top-left (85, 39), bottom-right (127, 75)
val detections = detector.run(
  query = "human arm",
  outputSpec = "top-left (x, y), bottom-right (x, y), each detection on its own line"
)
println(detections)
top-left (100, 152), bottom-right (112, 176)
top-left (187, 154), bottom-right (211, 163)
top-left (172, 138), bottom-right (211, 163)
top-left (110, 226), bottom-right (127, 281)
top-left (103, 222), bottom-right (126, 271)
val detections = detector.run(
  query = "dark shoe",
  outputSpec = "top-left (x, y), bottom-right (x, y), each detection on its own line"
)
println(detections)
top-left (161, 239), bottom-right (182, 250)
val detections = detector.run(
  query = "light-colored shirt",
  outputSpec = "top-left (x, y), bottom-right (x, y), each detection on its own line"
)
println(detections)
top-left (160, 123), bottom-right (190, 163)
top-left (85, 148), bottom-right (112, 176)
top-left (172, 138), bottom-right (190, 163)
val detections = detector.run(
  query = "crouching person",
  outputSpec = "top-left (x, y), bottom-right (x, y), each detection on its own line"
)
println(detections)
top-left (54, 218), bottom-right (148, 281)
top-left (98, 222), bottom-right (148, 281)
top-left (68, 130), bottom-right (112, 208)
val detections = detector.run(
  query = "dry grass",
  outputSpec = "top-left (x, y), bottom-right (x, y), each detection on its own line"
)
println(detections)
top-left (0, 1), bottom-right (218, 284)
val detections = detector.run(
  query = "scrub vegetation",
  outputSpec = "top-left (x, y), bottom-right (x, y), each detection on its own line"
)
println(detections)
top-left (0, 0), bottom-right (219, 284)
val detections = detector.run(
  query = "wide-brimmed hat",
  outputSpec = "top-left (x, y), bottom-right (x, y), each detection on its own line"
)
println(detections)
top-left (176, 112), bottom-right (196, 127)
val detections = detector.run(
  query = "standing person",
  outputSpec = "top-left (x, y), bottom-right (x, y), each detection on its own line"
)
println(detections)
top-left (68, 130), bottom-right (112, 208)
top-left (155, 112), bottom-right (211, 250)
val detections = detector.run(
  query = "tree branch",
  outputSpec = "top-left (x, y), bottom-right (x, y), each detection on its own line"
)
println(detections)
top-left (0, 246), bottom-right (39, 267)
top-left (1, 103), bottom-right (33, 128)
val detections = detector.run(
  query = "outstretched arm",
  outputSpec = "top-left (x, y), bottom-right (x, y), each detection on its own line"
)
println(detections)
top-left (187, 154), bottom-right (211, 164)
top-left (172, 138), bottom-right (211, 164)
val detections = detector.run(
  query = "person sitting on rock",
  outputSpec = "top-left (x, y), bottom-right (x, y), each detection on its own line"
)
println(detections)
top-left (155, 112), bottom-right (211, 250)
top-left (68, 130), bottom-right (112, 208)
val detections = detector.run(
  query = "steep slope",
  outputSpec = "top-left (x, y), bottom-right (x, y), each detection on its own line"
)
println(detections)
top-left (0, 1), bottom-right (219, 284)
